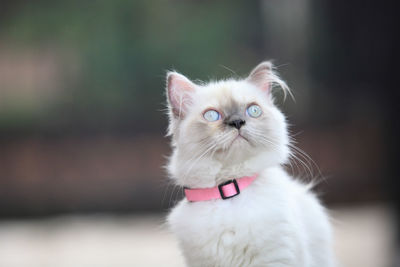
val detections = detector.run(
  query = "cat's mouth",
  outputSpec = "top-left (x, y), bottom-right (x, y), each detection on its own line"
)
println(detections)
top-left (229, 133), bottom-right (249, 146)
top-left (237, 133), bottom-right (248, 141)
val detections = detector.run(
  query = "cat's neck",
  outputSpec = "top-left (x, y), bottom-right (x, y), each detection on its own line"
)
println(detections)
top-left (214, 163), bottom-right (259, 185)
top-left (170, 150), bottom-right (280, 188)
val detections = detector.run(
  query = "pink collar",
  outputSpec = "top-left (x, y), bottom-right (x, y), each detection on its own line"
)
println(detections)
top-left (184, 174), bottom-right (258, 202)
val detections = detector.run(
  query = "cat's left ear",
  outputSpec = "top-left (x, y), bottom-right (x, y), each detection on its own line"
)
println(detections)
top-left (166, 71), bottom-right (197, 119)
top-left (247, 61), bottom-right (289, 97)
top-left (246, 61), bottom-right (274, 93)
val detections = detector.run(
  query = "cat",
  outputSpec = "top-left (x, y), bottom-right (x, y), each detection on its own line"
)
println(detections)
top-left (165, 61), bottom-right (335, 267)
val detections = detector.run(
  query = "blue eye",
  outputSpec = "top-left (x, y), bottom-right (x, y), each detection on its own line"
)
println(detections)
top-left (203, 109), bottom-right (221, 122)
top-left (247, 104), bottom-right (262, 118)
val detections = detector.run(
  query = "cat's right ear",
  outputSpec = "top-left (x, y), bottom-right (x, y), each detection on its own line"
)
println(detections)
top-left (166, 71), bottom-right (196, 119)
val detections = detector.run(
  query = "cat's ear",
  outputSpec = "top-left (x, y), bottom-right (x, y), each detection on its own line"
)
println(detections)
top-left (166, 71), bottom-right (197, 118)
top-left (247, 61), bottom-right (274, 93)
top-left (247, 61), bottom-right (290, 98)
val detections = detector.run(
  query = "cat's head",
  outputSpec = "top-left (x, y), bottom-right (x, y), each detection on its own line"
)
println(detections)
top-left (165, 61), bottom-right (291, 187)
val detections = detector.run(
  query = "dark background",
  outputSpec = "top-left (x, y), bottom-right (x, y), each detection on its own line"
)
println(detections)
top-left (0, 0), bottom-right (398, 222)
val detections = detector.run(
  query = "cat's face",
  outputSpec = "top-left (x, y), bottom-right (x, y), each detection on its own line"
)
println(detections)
top-left (166, 62), bottom-right (290, 186)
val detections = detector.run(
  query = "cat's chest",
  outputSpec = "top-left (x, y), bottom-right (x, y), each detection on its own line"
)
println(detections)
top-left (168, 184), bottom-right (300, 266)
top-left (169, 183), bottom-right (294, 244)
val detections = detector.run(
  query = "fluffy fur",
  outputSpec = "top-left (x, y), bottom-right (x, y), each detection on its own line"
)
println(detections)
top-left (165, 62), bottom-right (335, 267)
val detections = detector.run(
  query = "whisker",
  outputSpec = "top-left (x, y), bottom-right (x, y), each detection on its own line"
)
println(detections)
top-left (246, 127), bottom-right (318, 181)
top-left (179, 133), bottom-right (233, 185)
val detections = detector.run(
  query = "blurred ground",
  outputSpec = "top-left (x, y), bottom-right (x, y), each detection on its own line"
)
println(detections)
top-left (0, 205), bottom-right (395, 267)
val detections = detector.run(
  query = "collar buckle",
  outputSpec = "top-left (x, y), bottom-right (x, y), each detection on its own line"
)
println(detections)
top-left (218, 179), bottom-right (240, 200)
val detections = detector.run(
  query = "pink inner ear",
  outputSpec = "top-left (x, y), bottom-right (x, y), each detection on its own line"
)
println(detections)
top-left (247, 62), bottom-right (275, 94)
top-left (167, 73), bottom-right (196, 117)
top-left (249, 69), bottom-right (270, 93)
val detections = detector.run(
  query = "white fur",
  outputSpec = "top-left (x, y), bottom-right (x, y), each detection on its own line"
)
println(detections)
top-left (165, 62), bottom-right (335, 267)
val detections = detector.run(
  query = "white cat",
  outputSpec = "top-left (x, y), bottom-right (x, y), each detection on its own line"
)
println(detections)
top-left (165, 62), bottom-right (335, 267)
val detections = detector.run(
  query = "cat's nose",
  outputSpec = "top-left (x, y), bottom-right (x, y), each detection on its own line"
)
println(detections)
top-left (228, 119), bottom-right (246, 130)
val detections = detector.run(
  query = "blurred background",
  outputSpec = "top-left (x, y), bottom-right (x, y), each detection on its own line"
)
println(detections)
top-left (0, 0), bottom-right (398, 266)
